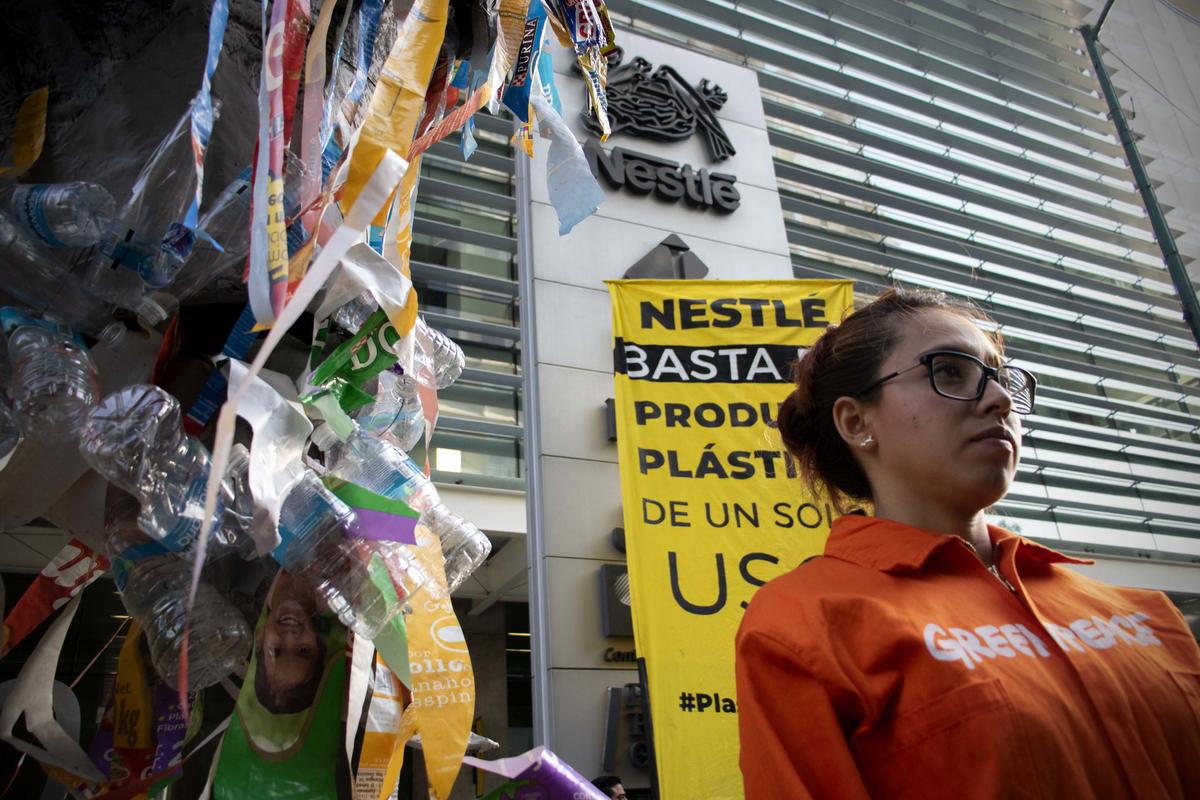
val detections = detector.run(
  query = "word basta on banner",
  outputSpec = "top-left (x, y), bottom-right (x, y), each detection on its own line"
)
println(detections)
top-left (608, 279), bottom-right (853, 799)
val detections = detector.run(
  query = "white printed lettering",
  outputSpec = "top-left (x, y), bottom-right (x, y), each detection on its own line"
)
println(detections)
top-left (1127, 612), bottom-right (1162, 646)
top-left (977, 625), bottom-right (1015, 658)
top-left (950, 627), bottom-right (994, 663)
top-left (1070, 618), bottom-right (1114, 650)
top-left (1000, 624), bottom-right (1033, 657)
top-left (924, 624), bottom-right (973, 670)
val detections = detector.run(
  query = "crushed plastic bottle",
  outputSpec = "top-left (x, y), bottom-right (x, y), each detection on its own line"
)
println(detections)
top-left (78, 384), bottom-right (244, 556)
top-left (169, 169), bottom-right (252, 303)
top-left (221, 443), bottom-right (260, 558)
top-left (356, 370), bottom-right (425, 452)
top-left (333, 290), bottom-right (378, 334)
top-left (0, 211), bottom-right (115, 336)
top-left (311, 422), bottom-right (490, 591)
top-left (94, 105), bottom-right (210, 290)
top-left (0, 182), bottom-right (116, 247)
top-left (105, 491), bottom-right (251, 689)
top-left (414, 319), bottom-right (466, 389)
top-left (335, 297), bottom-right (467, 392)
top-left (275, 470), bottom-right (426, 640)
top-left (3, 312), bottom-right (100, 443)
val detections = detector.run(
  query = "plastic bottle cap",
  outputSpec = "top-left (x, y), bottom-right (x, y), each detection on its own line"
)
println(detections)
top-left (97, 322), bottom-right (127, 348)
top-left (310, 422), bottom-right (340, 451)
top-left (136, 297), bottom-right (167, 326)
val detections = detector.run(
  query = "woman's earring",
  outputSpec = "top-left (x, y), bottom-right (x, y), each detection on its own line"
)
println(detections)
top-left (859, 435), bottom-right (875, 448)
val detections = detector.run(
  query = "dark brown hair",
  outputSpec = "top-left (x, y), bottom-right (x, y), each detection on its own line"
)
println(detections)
top-left (777, 287), bottom-right (1002, 509)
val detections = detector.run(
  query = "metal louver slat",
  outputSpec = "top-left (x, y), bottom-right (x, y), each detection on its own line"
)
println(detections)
top-left (776, 163), bottom-right (1172, 282)
top-left (767, 105), bottom-right (1151, 232)
top-left (766, 0), bottom-right (1106, 106)
top-left (737, 0), bottom-right (1109, 131)
top-left (770, 128), bottom-right (1160, 258)
top-left (784, 226), bottom-right (1187, 339)
top-left (760, 85), bottom-right (1144, 206)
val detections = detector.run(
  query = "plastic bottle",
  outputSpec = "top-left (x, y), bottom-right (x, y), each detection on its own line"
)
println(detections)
top-left (0, 182), bottom-right (116, 247)
top-left (356, 370), bottom-right (425, 451)
top-left (0, 210), bottom-right (115, 336)
top-left (333, 290), bottom-right (377, 334)
top-left (97, 106), bottom-right (206, 290)
top-left (335, 298), bottom-right (466, 391)
top-left (274, 470), bottom-right (426, 639)
top-left (311, 422), bottom-right (491, 590)
top-left (221, 443), bottom-right (260, 557)
top-left (78, 384), bottom-right (243, 556)
top-left (105, 492), bottom-right (251, 689)
top-left (168, 169), bottom-right (252, 303)
top-left (4, 317), bottom-right (100, 443)
top-left (415, 320), bottom-right (466, 389)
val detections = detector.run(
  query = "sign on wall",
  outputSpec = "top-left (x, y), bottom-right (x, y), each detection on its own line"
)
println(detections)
top-left (608, 279), bottom-right (852, 799)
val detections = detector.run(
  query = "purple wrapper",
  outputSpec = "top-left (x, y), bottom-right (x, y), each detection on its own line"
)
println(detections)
top-left (151, 682), bottom-right (190, 774)
top-left (466, 746), bottom-right (608, 799)
top-left (350, 507), bottom-right (418, 544)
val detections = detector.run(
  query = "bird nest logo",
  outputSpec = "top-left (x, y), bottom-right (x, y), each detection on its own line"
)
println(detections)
top-left (580, 47), bottom-right (737, 163)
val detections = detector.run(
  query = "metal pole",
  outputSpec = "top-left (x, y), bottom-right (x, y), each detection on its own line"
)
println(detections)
top-left (515, 127), bottom-right (555, 746)
top-left (1092, 0), bottom-right (1117, 39)
top-left (1080, 22), bottom-right (1200, 349)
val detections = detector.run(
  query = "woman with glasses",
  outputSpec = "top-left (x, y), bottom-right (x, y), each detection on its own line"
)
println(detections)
top-left (736, 288), bottom-right (1200, 799)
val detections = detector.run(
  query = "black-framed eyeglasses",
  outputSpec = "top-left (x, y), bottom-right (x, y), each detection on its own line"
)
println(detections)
top-left (856, 350), bottom-right (1038, 414)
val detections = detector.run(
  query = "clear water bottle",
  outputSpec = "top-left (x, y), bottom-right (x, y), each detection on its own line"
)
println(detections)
top-left (275, 471), bottom-right (426, 639)
top-left (78, 384), bottom-right (243, 556)
top-left (0, 211), bottom-right (115, 336)
top-left (333, 300), bottom-right (464, 390)
top-left (105, 492), bottom-right (251, 690)
top-left (311, 422), bottom-right (491, 590)
top-left (169, 169), bottom-right (252, 303)
top-left (98, 106), bottom-right (206, 290)
top-left (356, 371), bottom-right (425, 451)
top-left (5, 321), bottom-right (100, 443)
top-left (416, 319), bottom-right (466, 389)
top-left (0, 182), bottom-right (116, 247)
top-left (221, 443), bottom-right (260, 558)
top-left (333, 290), bottom-right (377, 334)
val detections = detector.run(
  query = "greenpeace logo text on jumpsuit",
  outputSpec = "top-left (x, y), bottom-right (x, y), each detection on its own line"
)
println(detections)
top-left (923, 611), bottom-right (1162, 669)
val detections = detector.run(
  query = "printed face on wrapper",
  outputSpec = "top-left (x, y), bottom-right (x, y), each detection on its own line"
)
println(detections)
top-left (255, 570), bottom-right (326, 714)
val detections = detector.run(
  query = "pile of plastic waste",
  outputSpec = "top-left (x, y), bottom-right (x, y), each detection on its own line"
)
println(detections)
top-left (0, 0), bottom-right (615, 796)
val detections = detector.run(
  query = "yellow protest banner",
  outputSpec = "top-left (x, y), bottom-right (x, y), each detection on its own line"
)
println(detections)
top-left (608, 279), bottom-right (853, 800)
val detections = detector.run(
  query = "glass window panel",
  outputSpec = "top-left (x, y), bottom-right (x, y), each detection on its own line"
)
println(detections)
top-left (877, 208), bottom-right (973, 238)
top-left (855, 119), bottom-right (946, 155)
top-left (1152, 535), bottom-right (1200, 556)
top-left (869, 177), bottom-right (961, 209)
top-left (1055, 523), bottom-right (1157, 550)
top-left (965, 203), bottom-right (1051, 234)
top-left (988, 513), bottom-right (1061, 540)
top-left (955, 176), bottom-right (1039, 208)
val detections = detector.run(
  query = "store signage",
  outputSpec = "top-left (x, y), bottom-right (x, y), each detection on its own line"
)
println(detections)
top-left (581, 48), bottom-right (736, 162)
top-left (584, 141), bottom-right (741, 213)
top-left (603, 648), bottom-right (637, 663)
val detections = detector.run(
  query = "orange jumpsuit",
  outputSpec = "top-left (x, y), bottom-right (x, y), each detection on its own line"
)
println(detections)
top-left (736, 515), bottom-right (1200, 799)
